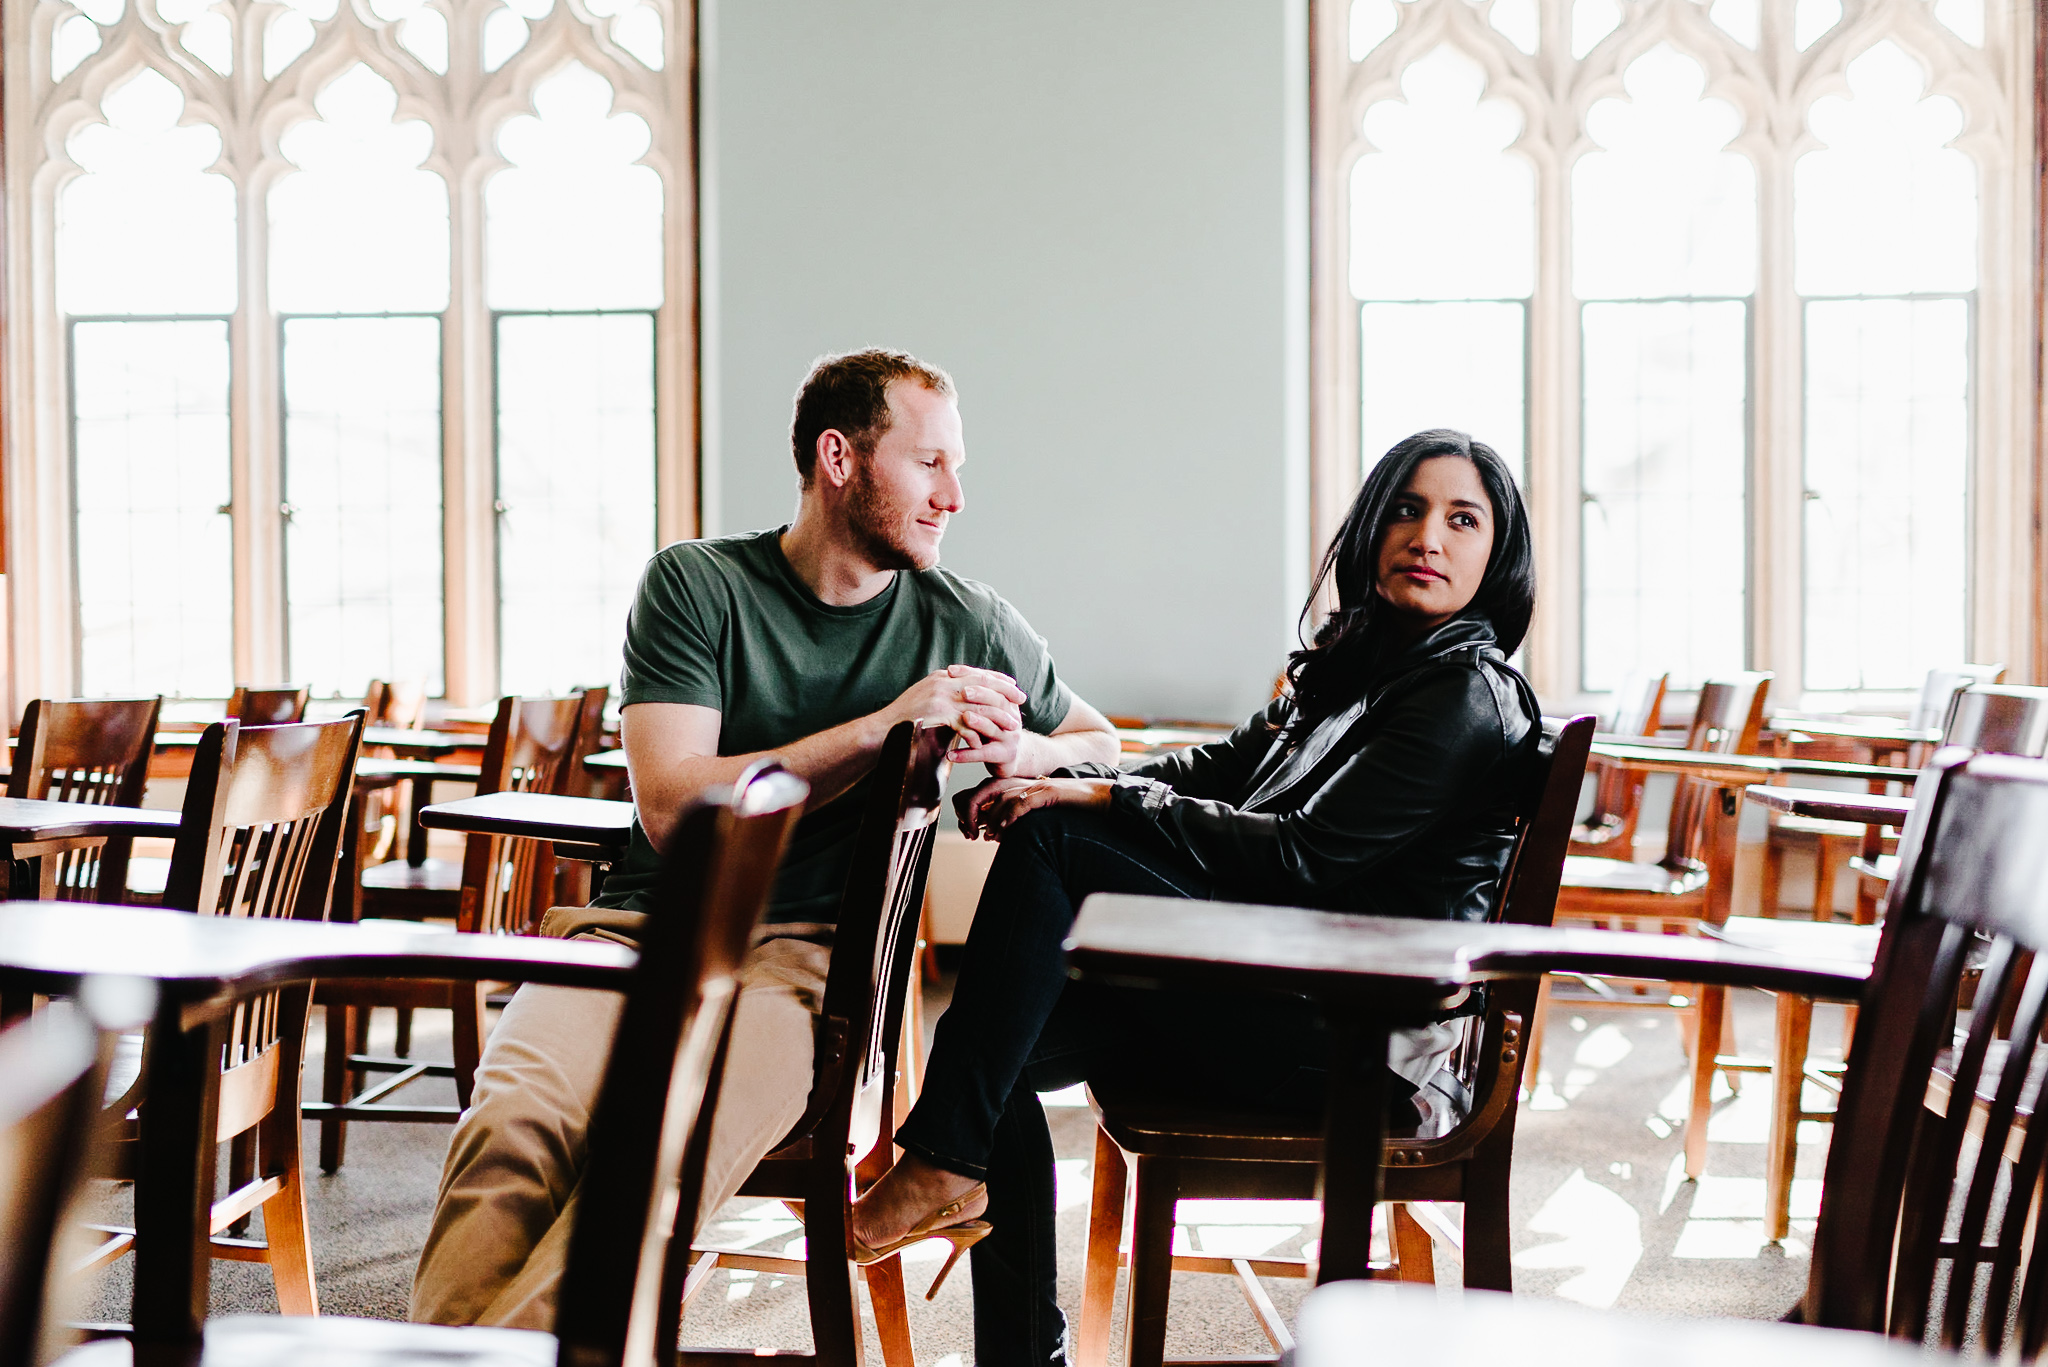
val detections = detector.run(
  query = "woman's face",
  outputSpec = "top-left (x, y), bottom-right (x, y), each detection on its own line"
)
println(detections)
top-left (1373, 455), bottom-right (1496, 630)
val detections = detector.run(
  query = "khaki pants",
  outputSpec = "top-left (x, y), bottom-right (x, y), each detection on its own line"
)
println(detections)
top-left (409, 935), bottom-right (832, 1328)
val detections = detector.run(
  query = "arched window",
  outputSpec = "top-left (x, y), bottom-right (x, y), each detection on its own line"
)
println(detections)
top-left (1318, 0), bottom-right (2022, 703)
top-left (15, 0), bottom-right (693, 700)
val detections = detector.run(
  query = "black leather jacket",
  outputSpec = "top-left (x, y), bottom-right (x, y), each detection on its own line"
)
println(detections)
top-left (1061, 615), bottom-right (1540, 923)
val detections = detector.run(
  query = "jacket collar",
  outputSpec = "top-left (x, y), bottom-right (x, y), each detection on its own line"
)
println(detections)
top-left (1238, 613), bottom-right (1505, 811)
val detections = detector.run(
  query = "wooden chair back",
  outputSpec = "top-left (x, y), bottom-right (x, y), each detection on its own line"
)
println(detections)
top-left (456, 695), bottom-right (586, 937)
top-left (1940, 684), bottom-right (2048, 757)
top-left (227, 685), bottom-right (311, 726)
top-left (1576, 674), bottom-right (1666, 852)
top-left (1660, 673), bottom-right (1771, 873)
top-left (0, 1005), bottom-right (112, 1367)
top-left (382, 680), bottom-right (428, 730)
top-left (7, 696), bottom-right (162, 901)
top-left (566, 686), bottom-right (611, 798)
top-left (1910, 662), bottom-right (2006, 731)
top-left (1805, 750), bottom-right (2048, 1351)
top-left (786, 720), bottom-right (951, 1164)
top-left (164, 715), bottom-right (363, 1072)
top-left (1499, 716), bottom-right (1601, 929)
top-left (553, 763), bottom-right (806, 1366)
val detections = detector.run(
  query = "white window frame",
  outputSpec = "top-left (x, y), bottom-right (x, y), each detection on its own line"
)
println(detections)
top-left (0, 0), bottom-right (700, 706)
top-left (1309, 0), bottom-right (2036, 704)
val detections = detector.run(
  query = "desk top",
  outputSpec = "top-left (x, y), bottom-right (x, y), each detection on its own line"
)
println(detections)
top-left (354, 758), bottom-right (482, 783)
top-left (0, 902), bottom-right (633, 998)
top-left (1744, 785), bottom-right (1914, 826)
top-left (585, 749), bottom-right (627, 771)
top-left (1066, 895), bottom-right (1869, 1008)
top-left (1295, 1285), bottom-right (1922, 1367)
top-left (152, 727), bottom-right (472, 753)
top-left (0, 796), bottom-right (182, 843)
top-left (419, 792), bottom-right (636, 848)
top-left (1768, 714), bottom-right (1940, 747)
top-left (1591, 742), bottom-right (1918, 787)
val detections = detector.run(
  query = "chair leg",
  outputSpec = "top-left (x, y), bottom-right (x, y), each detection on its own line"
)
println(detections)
top-left (862, 1256), bottom-right (915, 1367)
top-left (1812, 836), bottom-right (1845, 922)
top-left (259, 1144), bottom-right (319, 1316)
top-left (1390, 1204), bottom-right (1435, 1284)
top-left (1761, 833), bottom-right (1786, 917)
top-left (1766, 993), bottom-right (1814, 1243)
top-left (1524, 976), bottom-right (1554, 1092)
top-left (1685, 984), bottom-right (1728, 1179)
top-left (803, 1172), bottom-right (866, 1367)
top-left (1077, 1127), bottom-right (1129, 1367)
top-left (394, 1007), bottom-right (414, 1059)
top-left (319, 1003), bottom-right (352, 1174)
top-left (451, 982), bottom-right (488, 1109)
top-left (1122, 1156), bottom-right (1179, 1367)
top-left (1460, 1157), bottom-right (1515, 1292)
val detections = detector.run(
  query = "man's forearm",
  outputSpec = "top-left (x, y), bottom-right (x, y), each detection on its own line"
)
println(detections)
top-left (1010, 725), bottom-right (1119, 776)
top-left (636, 714), bottom-right (893, 851)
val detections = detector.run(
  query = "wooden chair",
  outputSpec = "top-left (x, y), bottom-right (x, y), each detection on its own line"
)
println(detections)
top-left (1728, 682), bottom-right (2048, 1242)
top-left (1357, 749), bottom-right (2048, 1353)
top-left (1531, 673), bottom-right (1772, 1093)
top-left (1073, 715), bottom-right (1596, 1367)
top-left (56, 763), bottom-right (806, 1367)
top-left (1761, 663), bottom-right (2006, 919)
top-left (1568, 671), bottom-right (1667, 859)
top-left (7, 695), bottom-right (162, 902)
top-left (0, 1002), bottom-right (117, 1367)
top-left (670, 721), bottom-right (954, 1367)
top-left (227, 685), bottom-right (311, 725)
top-left (311, 693), bottom-right (585, 1172)
top-left (555, 686), bottom-right (612, 906)
top-left (80, 714), bottom-right (364, 1314)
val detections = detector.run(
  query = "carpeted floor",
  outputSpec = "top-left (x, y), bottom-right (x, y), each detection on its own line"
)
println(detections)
top-left (77, 981), bottom-right (1843, 1361)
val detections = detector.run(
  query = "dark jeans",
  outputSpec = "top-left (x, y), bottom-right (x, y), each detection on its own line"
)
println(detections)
top-left (894, 807), bottom-right (1354, 1366)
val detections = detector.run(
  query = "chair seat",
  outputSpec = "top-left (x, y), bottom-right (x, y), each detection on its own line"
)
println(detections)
top-left (1849, 853), bottom-right (1899, 882)
top-left (1705, 916), bottom-right (1881, 978)
top-left (1090, 1065), bottom-right (1470, 1163)
top-left (1559, 856), bottom-right (1708, 896)
top-left (62, 1312), bottom-right (556, 1367)
top-left (361, 857), bottom-right (463, 893)
top-left (1772, 814), bottom-right (1868, 839)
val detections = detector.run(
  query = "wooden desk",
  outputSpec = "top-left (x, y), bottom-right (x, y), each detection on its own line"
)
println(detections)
top-left (1743, 785), bottom-right (1913, 827)
top-left (1065, 896), bottom-right (1863, 1286)
top-left (355, 757), bottom-right (483, 867)
top-left (1294, 1283), bottom-right (1924, 1367)
top-left (420, 791), bottom-right (636, 864)
top-left (0, 797), bottom-right (182, 899)
top-left (0, 902), bottom-right (632, 1352)
top-left (1767, 714), bottom-right (1940, 747)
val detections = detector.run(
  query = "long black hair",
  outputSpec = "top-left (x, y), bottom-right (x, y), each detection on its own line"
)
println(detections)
top-left (1282, 428), bottom-right (1535, 736)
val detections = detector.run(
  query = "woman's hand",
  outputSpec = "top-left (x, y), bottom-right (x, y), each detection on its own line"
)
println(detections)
top-left (956, 776), bottom-right (1114, 840)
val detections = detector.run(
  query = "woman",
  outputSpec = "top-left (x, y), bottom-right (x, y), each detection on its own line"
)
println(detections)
top-left (852, 429), bottom-right (1540, 1364)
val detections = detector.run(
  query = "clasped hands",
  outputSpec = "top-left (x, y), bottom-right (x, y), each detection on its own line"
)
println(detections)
top-left (892, 664), bottom-right (1111, 839)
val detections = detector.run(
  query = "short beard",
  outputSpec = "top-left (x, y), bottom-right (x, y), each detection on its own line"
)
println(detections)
top-left (846, 465), bottom-right (935, 572)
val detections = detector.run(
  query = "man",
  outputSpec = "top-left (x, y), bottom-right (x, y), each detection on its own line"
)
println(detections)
top-left (411, 347), bottom-right (1119, 1327)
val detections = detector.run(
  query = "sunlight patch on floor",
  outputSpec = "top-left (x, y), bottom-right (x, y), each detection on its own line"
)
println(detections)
top-left (1512, 1168), bottom-right (1644, 1307)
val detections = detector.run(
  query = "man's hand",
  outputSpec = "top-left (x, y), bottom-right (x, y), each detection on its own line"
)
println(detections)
top-left (956, 776), bottom-right (1114, 839)
top-left (884, 665), bottom-right (1029, 762)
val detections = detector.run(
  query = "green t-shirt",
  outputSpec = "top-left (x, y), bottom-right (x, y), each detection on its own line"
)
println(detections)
top-left (594, 527), bottom-right (1075, 922)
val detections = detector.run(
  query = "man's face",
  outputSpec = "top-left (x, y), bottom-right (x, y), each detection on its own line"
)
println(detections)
top-left (845, 381), bottom-right (967, 572)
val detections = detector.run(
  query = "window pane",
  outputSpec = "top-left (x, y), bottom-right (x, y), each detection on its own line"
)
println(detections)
top-left (1351, 46), bottom-right (1535, 301)
top-left (1796, 42), bottom-right (1975, 296)
top-left (497, 313), bottom-right (655, 694)
top-left (270, 64), bottom-right (450, 313)
top-left (1803, 299), bottom-right (1968, 691)
top-left (73, 319), bottom-right (232, 696)
top-left (1581, 301), bottom-right (1748, 691)
top-left (1574, 45), bottom-right (1755, 301)
top-left (1360, 301), bottom-right (1524, 480)
top-left (283, 317), bottom-right (445, 696)
top-left (59, 69), bottom-right (236, 315)
top-left (486, 64), bottom-right (663, 310)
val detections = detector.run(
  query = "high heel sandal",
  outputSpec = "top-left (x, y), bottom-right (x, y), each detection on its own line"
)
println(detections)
top-left (848, 1183), bottom-right (992, 1300)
